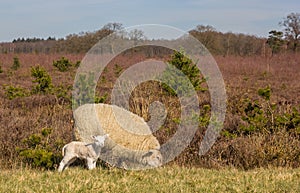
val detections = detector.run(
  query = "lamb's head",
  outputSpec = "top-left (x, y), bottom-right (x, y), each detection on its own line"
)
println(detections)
top-left (92, 134), bottom-right (109, 147)
top-left (141, 149), bottom-right (163, 167)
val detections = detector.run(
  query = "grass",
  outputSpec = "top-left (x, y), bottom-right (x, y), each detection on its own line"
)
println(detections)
top-left (0, 166), bottom-right (299, 193)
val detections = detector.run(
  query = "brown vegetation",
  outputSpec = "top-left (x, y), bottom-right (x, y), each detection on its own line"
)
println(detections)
top-left (0, 51), bottom-right (299, 169)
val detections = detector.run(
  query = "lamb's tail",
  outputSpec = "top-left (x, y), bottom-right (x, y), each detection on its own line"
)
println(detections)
top-left (62, 144), bottom-right (68, 156)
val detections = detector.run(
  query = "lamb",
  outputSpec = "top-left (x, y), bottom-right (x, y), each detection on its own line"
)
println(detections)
top-left (58, 134), bottom-right (108, 172)
top-left (73, 103), bottom-right (163, 170)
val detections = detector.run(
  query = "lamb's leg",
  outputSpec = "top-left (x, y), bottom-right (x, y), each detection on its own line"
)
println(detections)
top-left (86, 158), bottom-right (96, 170)
top-left (58, 156), bottom-right (77, 172)
top-left (58, 161), bottom-right (65, 172)
top-left (64, 157), bottom-right (77, 170)
top-left (92, 160), bottom-right (97, 169)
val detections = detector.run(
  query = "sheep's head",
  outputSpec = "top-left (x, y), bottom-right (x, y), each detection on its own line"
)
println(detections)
top-left (92, 134), bottom-right (109, 147)
top-left (141, 149), bottom-right (163, 167)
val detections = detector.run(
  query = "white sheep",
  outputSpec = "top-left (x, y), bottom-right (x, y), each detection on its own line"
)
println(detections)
top-left (58, 134), bottom-right (109, 172)
top-left (73, 103), bottom-right (163, 170)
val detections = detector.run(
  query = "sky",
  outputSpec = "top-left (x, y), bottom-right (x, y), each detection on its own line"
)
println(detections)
top-left (0, 0), bottom-right (299, 42)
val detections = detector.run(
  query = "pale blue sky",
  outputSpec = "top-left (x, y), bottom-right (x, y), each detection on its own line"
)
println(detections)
top-left (0, 0), bottom-right (299, 42)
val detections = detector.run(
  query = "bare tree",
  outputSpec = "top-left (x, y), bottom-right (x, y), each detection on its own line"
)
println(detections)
top-left (193, 25), bottom-right (217, 49)
top-left (280, 12), bottom-right (300, 52)
top-left (102, 22), bottom-right (123, 32)
top-left (128, 29), bottom-right (146, 45)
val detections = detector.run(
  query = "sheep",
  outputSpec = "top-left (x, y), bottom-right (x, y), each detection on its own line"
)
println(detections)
top-left (73, 103), bottom-right (163, 170)
top-left (58, 134), bottom-right (109, 172)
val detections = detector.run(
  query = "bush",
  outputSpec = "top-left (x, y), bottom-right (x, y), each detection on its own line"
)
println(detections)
top-left (95, 93), bottom-right (108, 104)
top-left (233, 86), bottom-right (300, 135)
top-left (114, 64), bottom-right (123, 76)
top-left (74, 60), bottom-right (81, 68)
top-left (4, 85), bottom-right (28, 99)
top-left (11, 57), bottom-right (21, 70)
top-left (160, 50), bottom-right (207, 96)
top-left (53, 57), bottom-right (73, 72)
top-left (73, 72), bottom-right (101, 108)
top-left (275, 107), bottom-right (300, 133)
top-left (240, 99), bottom-right (270, 134)
top-left (31, 66), bottom-right (53, 94)
top-left (53, 85), bottom-right (72, 104)
top-left (16, 128), bottom-right (64, 170)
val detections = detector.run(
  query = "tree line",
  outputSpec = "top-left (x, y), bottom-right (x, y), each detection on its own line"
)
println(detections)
top-left (0, 13), bottom-right (299, 56)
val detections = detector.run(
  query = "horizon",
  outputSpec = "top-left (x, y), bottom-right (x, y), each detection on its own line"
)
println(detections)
top-left (1, 0), bottom-right (299, 42)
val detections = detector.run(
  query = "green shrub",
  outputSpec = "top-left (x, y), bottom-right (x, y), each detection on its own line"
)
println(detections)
top-left (240, 99), bottom-right (269, 134)
top-left (114, 64), bottom-right (123, 76)
top-left (11, 57), bottom-right (21, 70)
top-left (275, 107), bottom-right (300, 133)
top-left (4, 85), bottom-right (28, 99)
top-left (234, 86), bottom-right (300, 136)
top-left (73, 72), bottom-right (98, 108)
top-left (52, 85), bottom-right (72, 104)
top-left (95, 93), bottom-right (108, 104)
top-left (53, 57), bottom-right (73, 72)
top-left (31, 66), bottom-right (53, 94)
top-left (238, 87), bottom-right (276, 134)
top-left (74, 60), bottom-right (81, 68)
top-left (160, 50), bottom-right (207, 96)
top-left (19, 148), bottom-right (54, 169)
top-left (258, 86), bottom-right (271, 101)
top-left (16, 128), bottom-right (63, 170)
top-left (199, 104), bottom-right (211, 127)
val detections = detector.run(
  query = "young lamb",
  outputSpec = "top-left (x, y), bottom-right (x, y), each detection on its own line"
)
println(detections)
top-left (58, 134), bottom-right (108, 172)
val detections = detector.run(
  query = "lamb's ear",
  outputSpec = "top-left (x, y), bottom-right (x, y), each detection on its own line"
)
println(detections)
top-left (91, 135), bottom-right (96, 140)
top-left (105, 134), bottom-right (109, 138)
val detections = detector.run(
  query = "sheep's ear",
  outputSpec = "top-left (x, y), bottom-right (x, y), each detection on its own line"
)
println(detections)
top-left (91, 135), bottom-right (96, 139)
top-left (142, 151), bottom-right (153, 159)
top-left (105, 134), bottom-right (109, 138)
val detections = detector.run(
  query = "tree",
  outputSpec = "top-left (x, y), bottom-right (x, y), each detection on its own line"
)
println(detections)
top-left (11, 57), bottom-right (21, 70)
top-left (160, 50), bottom-right (206, 96)
top-left (31, 66), bottom-right (53, 94)
top-left (102, 22), bottom-right (123, 32)
top-left (191, 25), bottom-right (217, 50)
top-left (266, 30), bottom-right (285, 55)
top-left (128, 29), bottom-right (146, 45)
top-left (53, 57), bottom-right (73, 72)
top-left (280, 12), bottom-right (300, 52)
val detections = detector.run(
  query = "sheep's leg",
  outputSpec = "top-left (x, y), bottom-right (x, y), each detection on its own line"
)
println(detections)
top-left (86, 158), bottom-right (96, 170)
top-left (58, 156), bottom-right (77, 172)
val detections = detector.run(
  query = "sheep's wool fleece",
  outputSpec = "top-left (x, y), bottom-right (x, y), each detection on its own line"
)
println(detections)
top-left (73, 103), bottom-right (160, 151)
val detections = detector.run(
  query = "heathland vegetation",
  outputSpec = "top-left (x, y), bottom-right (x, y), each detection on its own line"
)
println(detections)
top-left (0, 13), bottom-right (299, 191)
top-left (0, 49), bottom-right (299, 170)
